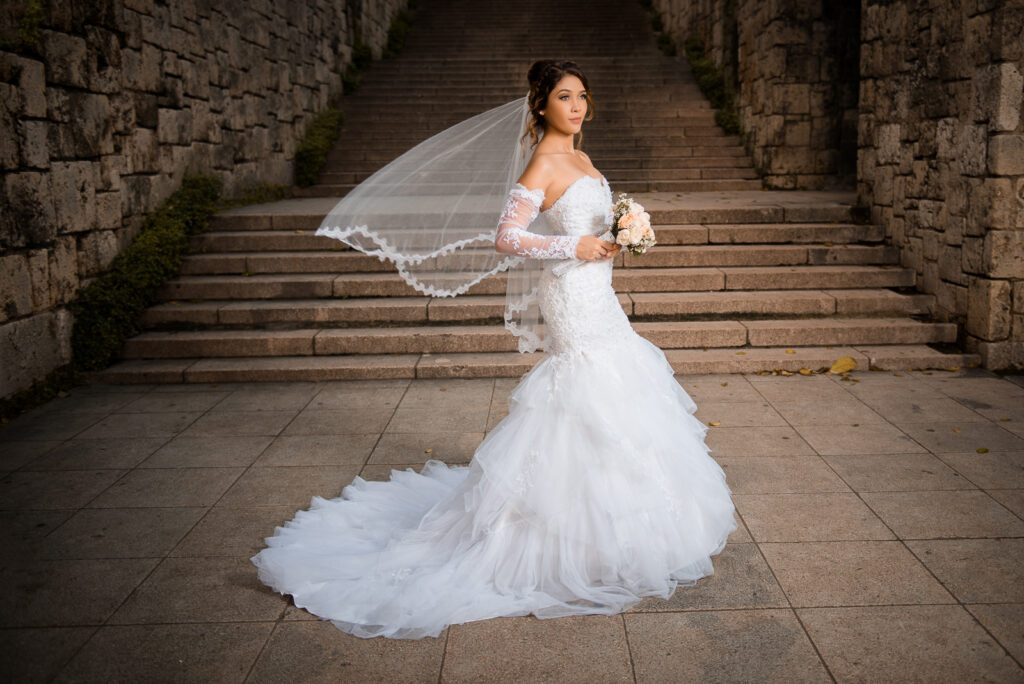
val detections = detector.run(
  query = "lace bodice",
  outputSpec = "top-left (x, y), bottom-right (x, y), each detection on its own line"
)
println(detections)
top-left (494, 174), bottom-right (613, 259)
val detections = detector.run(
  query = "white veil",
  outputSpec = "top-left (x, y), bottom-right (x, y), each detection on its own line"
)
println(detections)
top-left (316, 94), bottom-right (552, 353)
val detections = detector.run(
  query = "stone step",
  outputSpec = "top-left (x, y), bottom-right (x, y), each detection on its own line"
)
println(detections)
top-left (339, 113), bottom-right (722, 128)
top-left (348, 86), bottom-right (707, 101)
top-left (140, 290), bottom-right (933, 329)
top-left (121, 318), bottom-right (955, 359)
top-left (294, 179), bottom-right (766, 198)
top-left (157, 266), bottom-right (914, 301)
top-left (178, 244), bottom-right (897, 276)
top-left (335, 126), bottom-right (732, 141)
top-left (319, 167), bottom-right (761, 186)
top-left (92, 345), bottom-right (980, 384)
top-left (319, 160), bottom-right (758, 184)
top-left (337, 99), bottom-right (715, 114)
top-left (326, 138), bottom-right (746, 154)
top-left (206, 197), bottom-right (866, 232)
top-left (319, 157), bottom-right (758, 179)
top-left (190, 222), bottom-right (884, 253)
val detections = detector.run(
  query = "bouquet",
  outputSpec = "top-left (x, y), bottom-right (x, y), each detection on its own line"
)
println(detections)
top-left (611, 193), bottom-right (655, 256)
top-left (551, 192), bottom-right (655, 278)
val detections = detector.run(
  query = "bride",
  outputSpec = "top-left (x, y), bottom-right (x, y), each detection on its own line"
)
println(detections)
top-left (251, 59), bottom-right (737, 639)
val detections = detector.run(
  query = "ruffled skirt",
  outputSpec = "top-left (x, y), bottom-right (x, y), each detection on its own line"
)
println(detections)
top-left (251, 261), bottom-right (737, 639)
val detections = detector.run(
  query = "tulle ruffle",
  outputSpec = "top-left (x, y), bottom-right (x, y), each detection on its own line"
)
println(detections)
top-left (251, 331), bottom-right (736, 639)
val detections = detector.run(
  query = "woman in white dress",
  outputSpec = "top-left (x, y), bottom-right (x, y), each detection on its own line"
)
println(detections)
top-left (251, 59), bottom-right (737, 640)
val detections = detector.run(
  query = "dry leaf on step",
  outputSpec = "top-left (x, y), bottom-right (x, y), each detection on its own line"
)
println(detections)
top-left (829, 356), bottom-right (857, 374)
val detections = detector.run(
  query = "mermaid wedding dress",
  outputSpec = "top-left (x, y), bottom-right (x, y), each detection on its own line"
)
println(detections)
top-left (251, 172), bottom-right (737, 639)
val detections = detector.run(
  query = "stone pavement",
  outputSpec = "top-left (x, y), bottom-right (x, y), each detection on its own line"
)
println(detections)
top-left (2, 369), bottom-right (1023, 682)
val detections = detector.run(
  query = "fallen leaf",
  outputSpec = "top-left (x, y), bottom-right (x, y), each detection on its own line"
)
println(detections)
top-left (720, 382), bottom-right (728, 387)
top-left (736, 351), bottom-right (746, 355)
top-left (708, 421), bottom-right (721, 426)
top-left (953, 429), bottom-right (962, 434)
top-left (439, 388), bottom-right (446, 391)
top-left (829, 356), bottom-right (858, 374)
top-left (785, 349), bottom-right (796, 354)
top-left (779, 370), bottom-right (793, 376)
top-left (1000, 418), bottom-right (1011, 422)
top-left (798, 368), bottom-right (812, 375)
top-left (977, 447), bottom-right (989, 453)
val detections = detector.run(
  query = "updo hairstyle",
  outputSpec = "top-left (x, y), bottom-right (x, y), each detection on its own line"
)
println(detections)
top-left (520, 59), bottom-right (595, 152)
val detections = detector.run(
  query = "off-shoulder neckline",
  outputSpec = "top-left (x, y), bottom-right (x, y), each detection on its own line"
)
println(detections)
top-left (513, 173), bottom-right (607, 214)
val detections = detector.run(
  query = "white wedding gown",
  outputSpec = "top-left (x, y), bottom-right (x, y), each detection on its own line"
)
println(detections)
top-left (251, 172), bottom-right (737, 639)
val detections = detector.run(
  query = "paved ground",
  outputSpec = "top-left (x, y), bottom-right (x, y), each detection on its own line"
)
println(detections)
top-left (2, 369), bottom-right (1023, 682)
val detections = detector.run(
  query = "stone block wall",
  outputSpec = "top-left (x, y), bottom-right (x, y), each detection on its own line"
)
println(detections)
top-left (652, 0), bottom-right (860, 190)
top-left (0, 0), bottom-right (407, 399)
top-left (858, 1), bottom-right (1023, 369)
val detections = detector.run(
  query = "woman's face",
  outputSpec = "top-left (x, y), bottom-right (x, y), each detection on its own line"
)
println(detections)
top-left (540, 74), bottom-right (588, 137)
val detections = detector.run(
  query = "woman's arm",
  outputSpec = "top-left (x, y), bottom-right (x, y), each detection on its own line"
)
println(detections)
top-left (494, 184), bottom-right (580, 259)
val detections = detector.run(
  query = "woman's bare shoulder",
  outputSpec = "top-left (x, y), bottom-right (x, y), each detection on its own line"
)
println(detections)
top-left (516, 155), bottom-right (554, 195)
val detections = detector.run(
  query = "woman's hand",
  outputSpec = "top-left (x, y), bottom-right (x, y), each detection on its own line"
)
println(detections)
top-left (575, 235), bottom-right (620, 261)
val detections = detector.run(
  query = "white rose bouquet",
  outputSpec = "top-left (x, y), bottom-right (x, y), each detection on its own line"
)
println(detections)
top-left (611, 193), bottom-right (655, 256)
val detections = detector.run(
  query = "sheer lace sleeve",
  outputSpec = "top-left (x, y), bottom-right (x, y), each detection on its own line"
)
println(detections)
top-left (495, 183), bottom-right (580, 260)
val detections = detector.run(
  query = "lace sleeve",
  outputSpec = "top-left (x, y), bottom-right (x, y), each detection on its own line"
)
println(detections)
top-left (494, 183), bottom-right (580, 260)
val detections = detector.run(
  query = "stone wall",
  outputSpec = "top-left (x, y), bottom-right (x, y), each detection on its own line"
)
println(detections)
top-left (649, 0), bottom-right (1024, 370)
top-left (652, 0), bottom-right (860, 190)
top-left (0, 0), bottom-right (408, 399)
top-left (858, 0), bottom-right (1023, 369)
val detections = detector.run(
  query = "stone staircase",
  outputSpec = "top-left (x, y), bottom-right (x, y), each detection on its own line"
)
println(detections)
top-left (93, 0), bottom-right (976, 383)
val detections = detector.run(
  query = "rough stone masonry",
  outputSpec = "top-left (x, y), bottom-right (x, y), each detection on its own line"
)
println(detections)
top-left (653, 0), bottom-right (1023, 370)
top-left (0, 0), bottom-right (408, 399)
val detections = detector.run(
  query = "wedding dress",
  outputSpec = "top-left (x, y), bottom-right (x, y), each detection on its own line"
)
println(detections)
top-left (251, 171), bottom-right (737, 639)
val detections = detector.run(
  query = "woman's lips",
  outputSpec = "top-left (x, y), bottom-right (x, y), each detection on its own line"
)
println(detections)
top-left (570, 118), bottom-right (582, 123)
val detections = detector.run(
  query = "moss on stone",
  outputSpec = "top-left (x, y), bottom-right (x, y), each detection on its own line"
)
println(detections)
top-left (70, 174), bottom-right (222, 372)
top-left (294, 108), bottom-right (345, 188)
top-left (684, 36), bottom-right (741, 136)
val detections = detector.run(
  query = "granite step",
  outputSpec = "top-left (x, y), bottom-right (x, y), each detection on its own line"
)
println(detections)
top-left (205, 195), bottom-right (868, 231)
top-left (188, 224), bottom-right (883, 253)
top-left (334, 126), bottom-right (733, 141)
top-left (156, 265), bottom-right (915, 301)
top-left (319, 160), bottom-right (758, 184)
top-left (140, 289), bottom-right (934, 329)
top-left (178, 245), bottom-right (898, 276)
top-left (294, 179), bottom-right (766, 198)
top-left (148, 291), bottom-right (930, 329)
top-left (121, 319), bottom-right (956, 359)
top-left (92, 345), bottom-right (980, 384)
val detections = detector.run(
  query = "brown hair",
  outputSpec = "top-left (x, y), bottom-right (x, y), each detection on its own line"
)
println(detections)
top-left (520, 59), bottom-right (595, 153)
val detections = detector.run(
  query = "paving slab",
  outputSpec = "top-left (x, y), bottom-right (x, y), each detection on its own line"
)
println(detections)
top-left (759, 540), bottom-right (954, 607)
top-left (2, 370), bottom-right (1022, 681)
top-left (905, 539), bottom-right (1024, 603)
top-left (625, 610), bottom-right (830, 683)
top-left (798, 605), bottom-right (1021, 682)
top-left (443, 615), bottom-right (633, 684)
top-left (861, 490), bottom-right (1024, 539)
top-left (56, 623), bottom-right (274, 684)
top-left (249, 621), bottom-right (446, 684)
